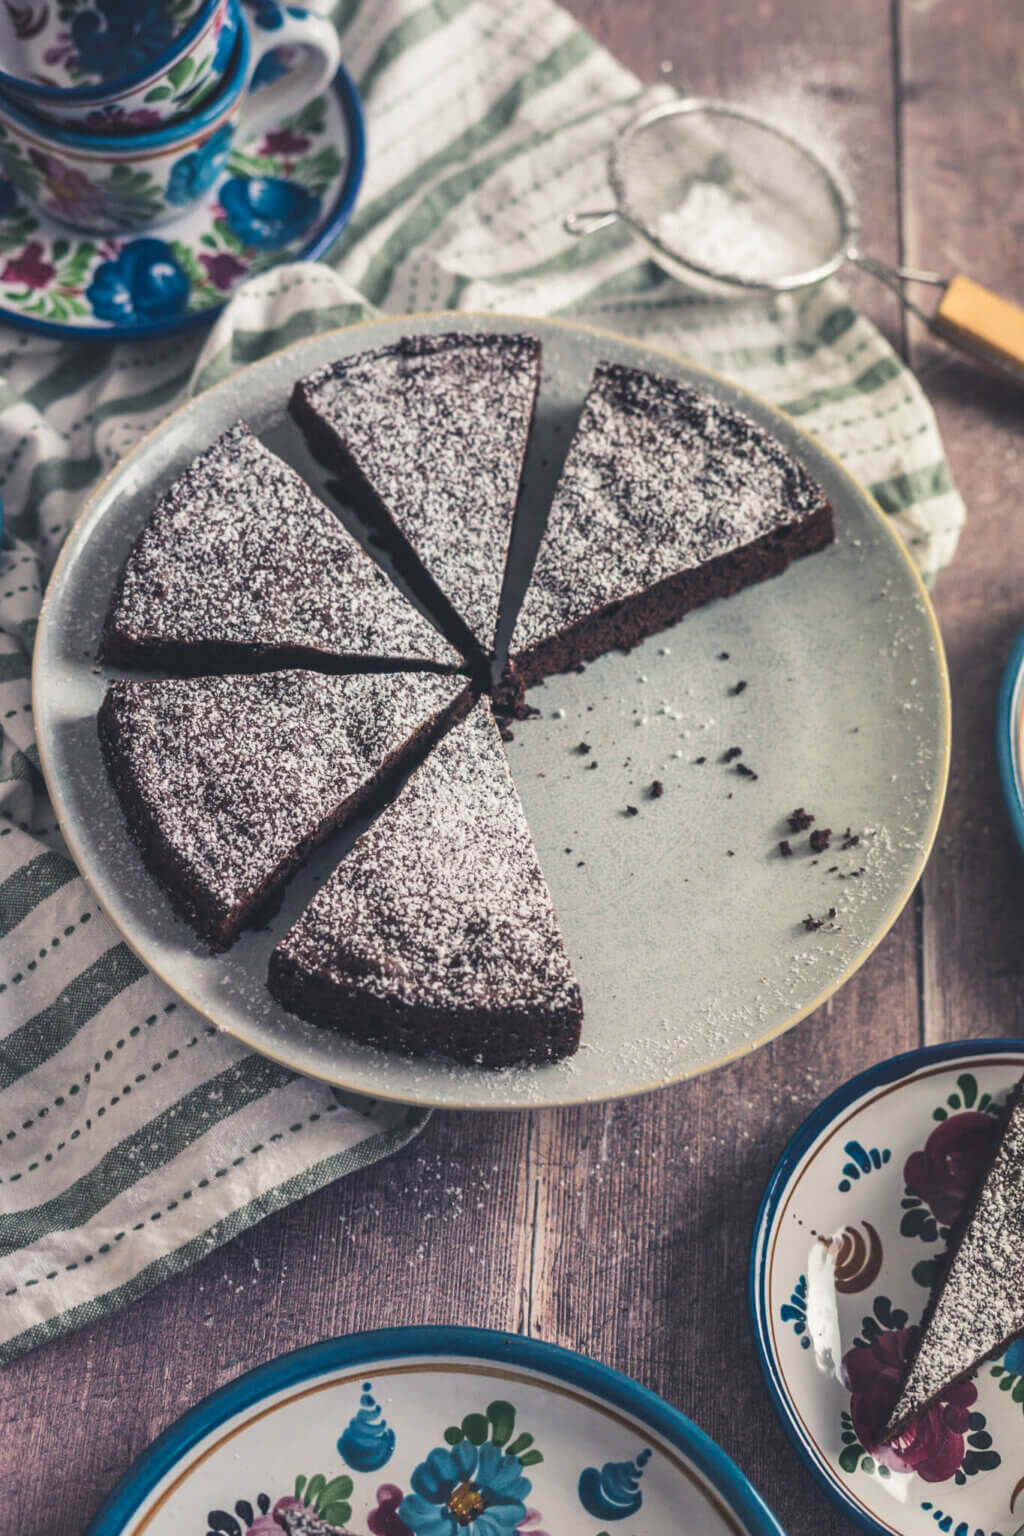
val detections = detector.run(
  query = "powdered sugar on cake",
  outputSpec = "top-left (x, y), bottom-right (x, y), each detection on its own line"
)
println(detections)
top-left (276, 698), bottom-right (581, 1018)
top-left (513, 362), bottom-right (831, 652)
top-left (293, 334), bottom-right (540, 650)
top-left (105, 421), bottom-right (458, 669)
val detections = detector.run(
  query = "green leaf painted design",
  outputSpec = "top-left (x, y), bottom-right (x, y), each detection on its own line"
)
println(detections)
top-left (912, 1258), bottom-right (936, 1287)
top-left (462, 1413), bottom-right (489, 1445)
top-left (838, 1444), bottom-right (861, 1474)
top-left (144, 85), bottom-right (174, 102)
top-left (303, 1474), bottom-right (327, 1507)
top-left (168, 56), bottom-right (195, 89)
top-left (293, 146), bottom-right (344, 196)
top-left (487, 1400), bottom-right (515, 1446)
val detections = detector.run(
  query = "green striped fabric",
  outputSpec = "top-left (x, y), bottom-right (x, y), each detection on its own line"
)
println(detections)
top-left (0, 0), bottom-right (964, 1365)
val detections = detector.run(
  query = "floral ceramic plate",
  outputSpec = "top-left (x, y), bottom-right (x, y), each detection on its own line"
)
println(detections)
top-left (751, 1039), bottom-right (1024, 1536)
top-left (996, 627), bottom-right (1024, 859)
top-left (0, 54), bottom-right (364, 340)
top-left (83, 1326), bottom-right (786, 1536)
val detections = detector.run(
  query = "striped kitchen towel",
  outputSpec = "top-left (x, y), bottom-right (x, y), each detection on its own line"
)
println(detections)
top-left (0, 0), bottom-right (965, 1366)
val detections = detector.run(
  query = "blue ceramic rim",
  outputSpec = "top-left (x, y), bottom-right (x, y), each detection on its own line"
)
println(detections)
top-left (83, 1324), bottom-right (787, 1536)
top-left (748, 1036), bottom-right (1024, 1536)
top-left (0, 6), bottom-right (249, 154)
top-left (0, 0), bottom-right (224, 107)
top-left (996, 626), bottom-right (1024, 859)
top-left (0, 57), bottom-right (365, 345)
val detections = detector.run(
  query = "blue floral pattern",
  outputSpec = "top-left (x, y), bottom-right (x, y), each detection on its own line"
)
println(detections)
top-left (219, 176), bottom-right (321, 248)
top-left (85, 238), bottom-right (189, 322)
top-left (167, 125), bottom-right (235, 207)
top-left (70, 0), bottom-right (176, 81)
top-left (400, 1439), bottom-right (532, 1535)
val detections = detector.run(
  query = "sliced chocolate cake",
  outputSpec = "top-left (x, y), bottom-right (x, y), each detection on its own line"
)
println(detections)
top-left (509, 363), bottom-right (834, 686)
top-left (268, 697), bottom-right (583, 1068)
top-left (99, 669), bottom-right (470, 951)
top-left (103, 421), bottom-right (459, 675)
top-left (882, 1077), bottom-right (1024, 1442)
top-left (289, 332), bottom-right (541, 663)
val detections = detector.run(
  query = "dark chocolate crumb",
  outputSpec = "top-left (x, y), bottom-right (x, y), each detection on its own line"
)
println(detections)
top-left (828, 865), bottom-right (838, 873)
top-left (779, 839), bottom-right (793, 857)
top-left (649, 780), bottom-right (664, 799)
top-left (624, 805), bottom-right (639, 817)
top-left (809, 827), bottom-right (832, 853)
top-left (735, 762), bottom-right (758, 780)
top-left (727, 849), bottom-right (735, 856)
top-left (586, 760), bottom-right (598, 770)
top-left (787, 807), bottom-right (814, 833)
top-left (841, 827), bottom-right (861, 849)
top-left (564, 847), bottom-right (572, 854)
top-left (730, 680), bottom-right (747, 695)
top-left (499, 726), bottom-right (514, 742)
top-left (722, 746), bottom-right (742, 763)
top-left (718, 651), bottom-right (730, 660)
top-left (694, 755), bottom-right (706, 765)
top-left (577, 860), bottom-right (585, 867)
top-left (574, 742), bottom-right (592, 755)
top-left (803, 913), bottom-right (823, 931)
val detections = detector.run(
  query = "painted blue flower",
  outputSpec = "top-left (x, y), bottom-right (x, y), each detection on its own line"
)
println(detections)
top-left (219, 176), bottom-right (320, 249)
top-left (211, 9), bottom-right (239, 73)
top-left (166, 124), bottom-right (234, 207)
top-left (85, 238), bottom-right (189, 324)
top-left (399, 1440), bottom-right (530, 1536)
top-left (1004, 1339), bottom-right (1024, 1375)
top-left (0, 178), bottom-right (18, 220)
top-left (246, 0), bottom-right (284, 27)
top-left (71, 0), bottom-right (175, 79)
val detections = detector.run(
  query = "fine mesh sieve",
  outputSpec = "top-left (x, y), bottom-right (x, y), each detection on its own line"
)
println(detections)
top-left (567, 98), bottom-right (1024, 382)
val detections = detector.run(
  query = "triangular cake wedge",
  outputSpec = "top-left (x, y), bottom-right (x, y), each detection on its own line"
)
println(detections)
top-left (510, 363), bottom-right (834, 687)
top-left (288, 333), bottom-right (541, 663)
top-left (103, 421), bottom-right (459, 674)
top-left (882, 1078), bottom-right (1024, 1441)
top-left (99, 669), bottom-right (470, 951)
top-left (268, 697), bottom-right (583, 1067)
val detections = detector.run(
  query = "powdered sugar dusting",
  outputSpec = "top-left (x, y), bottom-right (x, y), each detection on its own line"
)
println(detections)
top-left (276, 698), bottom-right (582, 1025)
top-left (295, 333), bottom-right (540, 649)
top-left (513, 362), bottom-right (830, 653)
top-left (106, 421), bottom-right (458, 668)
top-left (101, 669), bottom-right (463, 934)
top-left (885, 1082), bottom-right (1024, 1434)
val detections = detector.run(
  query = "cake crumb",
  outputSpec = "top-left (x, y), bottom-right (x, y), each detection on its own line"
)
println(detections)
top-left (694, 755), bottom-right (706, 764)
top-left (648, 780), bottom-right (664, 799)
top-left (574, 741), bottom-right (592, 755)
top-left (586, 760), bottom-right (598, 770)
top-left (779, 839), bottom-right (793, 857)
top-left (787, 807), bottom-right (815, 833)
top-left (624, 805), bottom-right (639, 817)
top-left (809, 827), bottom-right (832, 853)
top-left (841, 827), bottom-right (861, 849)
top-left (730, 680), bottom-right (747, 695)
top-left (722, 746), bottom-right (742, 763)
top-left (735, 762), bottom-right (758, 780)
top-left (718, 651), bottom-right (730, 660)
top-left (499, 726), bottom-right (514, 742)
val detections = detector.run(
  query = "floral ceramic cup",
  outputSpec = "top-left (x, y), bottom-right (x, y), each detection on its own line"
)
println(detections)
top-left (0, 0), bottom-right (242, 131)
top-left (0, 4), bottom-right (342, 234)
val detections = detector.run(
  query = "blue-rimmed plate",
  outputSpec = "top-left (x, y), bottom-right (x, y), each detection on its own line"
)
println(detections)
top-left (83, 1326), bottom-right (785, 1536)
top-left (751, 1039), bottom-right (1024, 1536)
top-left (997, 627), bottom-right (1024, 858)
top-left (0, 60), bottom-right (364, 342)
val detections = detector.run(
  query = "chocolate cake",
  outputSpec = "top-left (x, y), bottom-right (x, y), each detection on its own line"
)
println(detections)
top-left (509, 363), bottom-right (834, 686)
top-left (882, 1076), bottom-right (1024, 1441)
top-left (103, 421), bottom-right (458, 675)
top-left (99, 669), bottom-right (470, 951)
top-left (288, 333), bottom-right (541, 663)
top-left (268, 697), bottom-right (583, 1067)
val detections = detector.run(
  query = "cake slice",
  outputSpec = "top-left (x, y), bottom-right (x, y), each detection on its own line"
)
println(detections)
top-left (103, 421), bottom-right (459, 675)
top-left (882, 1077), bottom-right (1024, 1441)
top-left (288, 332), bottom-right (541, 664)
top-left (510, 363), bottom-right (834, 687)
top-left (268, 697), bottom-right (583, 1067)
top-left (99, 669), bottom-right (470, 951)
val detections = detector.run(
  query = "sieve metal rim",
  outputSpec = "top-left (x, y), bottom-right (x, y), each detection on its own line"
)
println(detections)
top-left (606, 96), bottom-right (862, 294)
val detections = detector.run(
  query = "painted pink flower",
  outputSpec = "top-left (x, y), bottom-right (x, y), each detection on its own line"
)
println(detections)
top-left (904, 1111), bottom-right (999, 1229)
top-left (844, 1326), bottom-right (977, 1482)
top-left (368, 1484), bottom-right (408, 1536)
top-left (28, 148), bottom-right (103, 224)
top-left (1, 240), bottom-right (55, 289)
top-left (83, 106), bottom-right (164, 130)
top-left (199, 250), bottom-right (248, 290)
top-left (260, 127), bottom-right (311, 158)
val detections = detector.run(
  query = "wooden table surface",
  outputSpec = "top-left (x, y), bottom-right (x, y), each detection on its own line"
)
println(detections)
top-left (5, 4), bottom-right (1024, 1533)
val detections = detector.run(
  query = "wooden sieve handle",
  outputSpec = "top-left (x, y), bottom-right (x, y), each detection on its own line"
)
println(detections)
top-left (932, 274), bottom-right (1024, 380)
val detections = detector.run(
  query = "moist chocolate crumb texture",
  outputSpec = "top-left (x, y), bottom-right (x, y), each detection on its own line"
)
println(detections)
top-left (99, 669), bottom-right (470, 952)
top-left (288, 333), bottom-right (541, 662)
top-left (883, 1076), bottom-right (1024, 1443)
top-left (103, 421), bottom-right (459, 675)
top-left (510, 363), bottom-right (835, 686)
top-left (268, 697), bottom-right (583, 1068)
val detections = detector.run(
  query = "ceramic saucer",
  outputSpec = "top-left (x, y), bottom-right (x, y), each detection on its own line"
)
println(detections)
top-left (84, 1325), bottom-right (786, 1535)
top-left (997, 627), bottom-right (1024, 859)
top-left (0, 59), bottom-right (364, 341)
top-left (751, 1038), bottom-right (1024, 1536)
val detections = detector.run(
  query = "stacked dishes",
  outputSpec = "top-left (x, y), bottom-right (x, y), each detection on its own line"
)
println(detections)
top-left (0, 0), bottom-right (361, 336)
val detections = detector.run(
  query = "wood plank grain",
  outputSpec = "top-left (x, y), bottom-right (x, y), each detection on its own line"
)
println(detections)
top-left (901, 0), bottom-right (1024, 1043)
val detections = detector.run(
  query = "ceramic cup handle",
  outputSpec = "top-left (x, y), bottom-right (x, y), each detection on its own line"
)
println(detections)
top-left (239, 7), bottom-right (342, 142)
